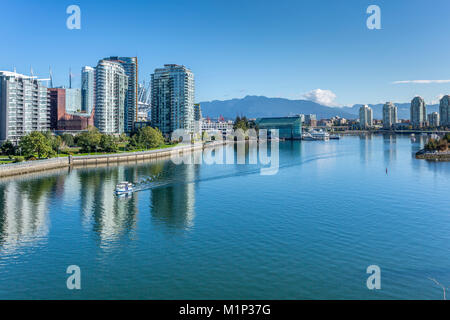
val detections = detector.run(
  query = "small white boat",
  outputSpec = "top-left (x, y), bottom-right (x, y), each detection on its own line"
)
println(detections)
top-left (311, 129), bottom-right (330, 141)
top-left (330, 134), bottom-right (340, 140)
top-left (302, 132), bottom-right (315, 141)
top-left (115, 182), bottom-right (134, 195)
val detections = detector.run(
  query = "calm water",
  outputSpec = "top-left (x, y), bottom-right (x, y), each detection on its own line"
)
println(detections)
top-left (0, 134), bottom-right (449, 299)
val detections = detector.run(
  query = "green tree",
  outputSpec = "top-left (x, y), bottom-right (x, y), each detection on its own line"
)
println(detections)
top-left (76, 127), bottom-right (102, 153)
top-left (100, 134), bottom-right (119, 153)
top-left (1, 140), bottom-right (16, 158)
top-left (19, 132), bottom-right (54, 159)
top-left (443, 133), bottom-right (450, 143)
top-left (43, 131), bottom-right (63, 154)
top-left (233, 115), bottom-right (250, 131)
top-left (131, 127), bottom-right (164, 149)
top-left (119, 133), bottom-right (129, 143)
top-left (61, 133), bottom-right (75, 147)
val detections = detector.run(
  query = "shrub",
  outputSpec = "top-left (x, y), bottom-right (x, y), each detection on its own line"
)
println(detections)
top-left (13, 156), bottom-right (24, 163)
top-left (1, 140), bottom-right (16, 158)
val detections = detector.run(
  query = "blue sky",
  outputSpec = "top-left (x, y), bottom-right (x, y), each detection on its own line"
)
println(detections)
top-left (1, 0), bottom-right (450, 107)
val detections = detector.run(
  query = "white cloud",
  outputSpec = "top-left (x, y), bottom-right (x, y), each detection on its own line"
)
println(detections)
top-left (431, 94), bottom-right (445, 105)
top-left (392, 80), bottom-right (450, 84)
top-left (301, 89), bottom-right (338, 106)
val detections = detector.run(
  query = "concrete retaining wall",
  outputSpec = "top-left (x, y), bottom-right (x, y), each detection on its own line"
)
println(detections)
top-left (0, 141), bottom-right (229, 178)
top-left (0, 157), bottom-right (69, 178)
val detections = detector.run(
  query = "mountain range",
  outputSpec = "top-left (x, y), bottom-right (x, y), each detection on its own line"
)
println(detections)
top-left (199, 95), bottom-right (439, 120)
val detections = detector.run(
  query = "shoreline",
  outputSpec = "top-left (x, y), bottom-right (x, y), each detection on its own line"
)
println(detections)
top-left (0, 141), bottom-right (231, 179)
top-left (415, 149), bottom-right (450, 161)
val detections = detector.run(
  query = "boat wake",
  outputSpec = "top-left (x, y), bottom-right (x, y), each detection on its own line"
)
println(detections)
top-left (127, 151), bottom-right (350, 194)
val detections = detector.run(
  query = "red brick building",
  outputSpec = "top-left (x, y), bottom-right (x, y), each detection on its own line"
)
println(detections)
top-left (48, 88), bottom-right (94, 131)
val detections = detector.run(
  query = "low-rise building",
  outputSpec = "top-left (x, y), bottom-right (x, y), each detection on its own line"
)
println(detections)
top-left (202, 118), bottom-right (233, 136)
top-left (305, 114), bottom-right (317, 127)
top-left (255, 116), bottom-right (302, 139)
top-left (48, 88), bottom-right (94, 132)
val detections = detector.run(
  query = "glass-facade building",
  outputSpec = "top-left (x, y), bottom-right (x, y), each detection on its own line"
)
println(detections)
top-left (94, 60), bottom-right (128, 134)
top-left (104, 57), bottom-right (138, 133)
top-left (410, 96), bottom-right (427, 127)
top-left (427, 112), bottom-right (440, 127)
top-left (151, 64), bottom-right (195, 135)
top-left (382, 102), bottom-right (398, 129)
top-left (359, 105), bottom-right (373, 128)
top-left (0, 71), bottom-right (50, 144)
top-left (65, 88), bottom-right (82, 114)
top-left (255, 116), bottom-right (302, 139)
top-left (81, 66), bottom-right (95, 115)
top-left (439, 95), bottom-right (450, 127)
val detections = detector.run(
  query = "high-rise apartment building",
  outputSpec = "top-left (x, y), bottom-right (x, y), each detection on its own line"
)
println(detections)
top-left (104, 57), bottom-right (138, 133)
top-left (427, 112), bottom-right (440, 127)
top-left (382, 102), bottom-right (398, 129)
top-left (151, 64), bottom-right (195, 135)
top-left (0, 71), bottom-right (50, 144)
top-left (94, 60), bottom-right (128, 134)
top-left (359, 105), bottom-right (373, 128)
top-left (65, 88), bottom-right (82, 113)
top-left (439, 95), bottom-right (450, 127)
top-left (81, 66), bottom-right (95, 115)
top-left (410, 96), bottom-right (427, 127)
top-left (194, 103), bottom-right (202, 121)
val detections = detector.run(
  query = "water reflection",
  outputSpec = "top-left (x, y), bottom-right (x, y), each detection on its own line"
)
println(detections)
top-left (150, 161), bottom-right (198, 231)
top-left (77, 166), bottom-right (139, 245)
top-left (359, 133), bottom-right (373, 162)
top-left (1, 136), bottom-right (448, 256)
top-left (383, 134), bottom-right (397, 166)
top-left (0, 175), bottom-right (56, 254)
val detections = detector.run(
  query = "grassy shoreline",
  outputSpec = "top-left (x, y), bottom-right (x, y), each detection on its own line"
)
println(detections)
top-left (0, 143), bottom-right (179, 164)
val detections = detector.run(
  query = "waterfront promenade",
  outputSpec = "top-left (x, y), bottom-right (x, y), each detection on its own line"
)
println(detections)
top-left (0, 141), bottom-right (229, 178)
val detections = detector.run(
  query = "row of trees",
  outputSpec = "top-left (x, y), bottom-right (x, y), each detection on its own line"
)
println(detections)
top-left (233, 116), bottom-right (258, 131)
top-left (0, 126), bottom-right (166, 160)
top-left (425, 133), bottom-right (450, 152)
top-left (1, 131), bottom-right (62, 160)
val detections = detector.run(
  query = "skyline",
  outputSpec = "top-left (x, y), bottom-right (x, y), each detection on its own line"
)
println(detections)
top-left (1, 0), bottom-right (450, 107)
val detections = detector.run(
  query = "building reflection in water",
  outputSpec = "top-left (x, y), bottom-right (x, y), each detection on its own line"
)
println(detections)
top-left (0, 175), bottom-right (56, 254)
top-left (359, 133), bottom-right (373, 162)
top-left (77, 165), bottom-right (139, 246)
top-left (383, 134), bottom-right (397, 167)
top-left (150, 157), bottom-right (198, 231)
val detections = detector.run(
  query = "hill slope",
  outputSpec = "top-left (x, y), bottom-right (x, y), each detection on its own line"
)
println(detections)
top-left (200, 96), bottom-right (439, 120)
top-left (199, 96), bottom-right (356, 119)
